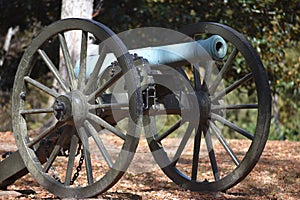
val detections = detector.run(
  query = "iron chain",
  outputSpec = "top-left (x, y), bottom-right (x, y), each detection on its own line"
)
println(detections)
top-left (70, 147), bottom-right (85, 185)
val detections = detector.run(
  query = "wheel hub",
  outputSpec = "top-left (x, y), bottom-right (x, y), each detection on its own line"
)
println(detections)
top-left (196, 90), bottom-right (211, 125)
top-left (53, 95), bottom-right (71, 121)
top-left (53, 90), bottom-right (88, 123)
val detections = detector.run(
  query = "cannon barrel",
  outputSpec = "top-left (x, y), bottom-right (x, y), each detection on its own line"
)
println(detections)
top-left (127, 35), bottom-right (227, 64)
top-left (75, 35), bottom-right (227, 77)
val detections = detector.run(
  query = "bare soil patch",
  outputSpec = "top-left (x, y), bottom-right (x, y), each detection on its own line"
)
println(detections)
top-left (0, 131), bottom-right (299, 199)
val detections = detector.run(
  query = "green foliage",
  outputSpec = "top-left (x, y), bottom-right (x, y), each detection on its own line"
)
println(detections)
top-left (0, 0), bottom-right (61, 90)
top-left (0, 0), bottom-right (61, 33)
top-left (96, 0), bottom-right (299, 140)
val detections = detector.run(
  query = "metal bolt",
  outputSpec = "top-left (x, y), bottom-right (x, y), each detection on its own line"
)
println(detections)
top-left (54, 100), bottom-right (66, 121)
top-left (20, 92), bottom-right (26, 99)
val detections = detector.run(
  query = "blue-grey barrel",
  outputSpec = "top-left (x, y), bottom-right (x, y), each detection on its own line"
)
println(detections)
top-left (74, 35), bottom-right (227, 77)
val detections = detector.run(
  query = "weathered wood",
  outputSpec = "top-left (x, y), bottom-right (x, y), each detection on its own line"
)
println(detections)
top-left (0, 151), bottom-right (27, 189)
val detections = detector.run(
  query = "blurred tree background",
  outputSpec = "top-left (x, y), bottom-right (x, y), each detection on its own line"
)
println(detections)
top-left (0, 0), bottom-right (299, 140)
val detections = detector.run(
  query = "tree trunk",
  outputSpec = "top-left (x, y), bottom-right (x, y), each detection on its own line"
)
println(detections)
top-left (59, 0), bottom-right (93, 78)
top-left (61, 0), bottom-right (93, 19)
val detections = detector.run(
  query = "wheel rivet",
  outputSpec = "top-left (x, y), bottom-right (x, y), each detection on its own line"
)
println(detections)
top-left (20, 92), bottom-right (26, 99)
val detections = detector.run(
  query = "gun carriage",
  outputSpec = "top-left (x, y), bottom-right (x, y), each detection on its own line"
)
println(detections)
top-left (0, 18), bottom-right (271, 198)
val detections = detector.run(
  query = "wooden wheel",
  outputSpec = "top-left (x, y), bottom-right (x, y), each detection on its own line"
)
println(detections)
top-left (145, 22), bottom-right (271, 191)
top-left (12, 18), bottom-right (142, 198)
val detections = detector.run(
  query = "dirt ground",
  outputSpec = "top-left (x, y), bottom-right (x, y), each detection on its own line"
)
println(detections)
top-left (0, 131), bottom-right (299, 200)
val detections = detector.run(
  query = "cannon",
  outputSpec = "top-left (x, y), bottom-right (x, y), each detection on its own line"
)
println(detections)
top-left (0, 18), bottom-right (271, 198)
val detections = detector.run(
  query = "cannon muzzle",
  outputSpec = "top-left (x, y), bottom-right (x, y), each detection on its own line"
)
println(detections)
top-left (197, 35), bottom-right (227, 61)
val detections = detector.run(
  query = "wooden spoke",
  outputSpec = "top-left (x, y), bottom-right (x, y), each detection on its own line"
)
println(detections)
top-left (20, 108), bottom-right (54, 115)
top-left (43, 145), bottom-right (61, 173)
top-left (87, 113), bottom-right (126, 140)
top-left (191, 127), bottom-right (202, 181)
top-left (78, 31), bottom-right (88, 91)
top-left (203, 61), bottom-right (213, 87)
top-left (171, 123), bottom-right (194, 164)
top-left (211, 104), bottom-right (258, 110)
top-left (77, 126), bottom-right (94, 184)
top-left (42, 128), bottom-right (71, 173)
top-left (38, 49), bottom-right (69, 92)
top-left (85, 45), bottom-right (108, 94)
top-left (193, 65), bottom-right (201, 91)
top-left (88, 71), bottom-right (122, 101)
top-left (27, 121), bottom-right (64, 147)
top-left (64, 134), bottom-right (79, 186)
top-left (24, 76), bottom-right (59, 98)
top-left (210, 121), bottom-right (240, 166)
top-left (58, 33), bottom-right (76, 89)
top-left (211, 73), bottom-right (253, 101)
top-left (211, 113), bottom-right (254, 140)
top-left (84, 147), bottom-right (94, 184)
top-left (209, 48), bottom-right (238, 94)
top-left (203, 127), bottom-right (220, 181)
top-left (84, 120), bottom-right (113, 168)
top-left (156, 119), bottom-right (182, 142)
